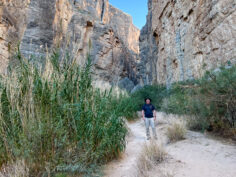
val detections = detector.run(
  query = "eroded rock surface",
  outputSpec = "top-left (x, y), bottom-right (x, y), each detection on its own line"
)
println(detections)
top-left (0, 0), bottom-right (140, 90)
top-left (139, 0), bottom-right (236, 87)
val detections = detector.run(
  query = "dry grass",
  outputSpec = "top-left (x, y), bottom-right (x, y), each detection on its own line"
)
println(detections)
top-left (0, 160), bottom-right (29, 177)
top-left (136, 141), bottom-right (167, 177)
top-left (167, 120), bottom-right (187, 142)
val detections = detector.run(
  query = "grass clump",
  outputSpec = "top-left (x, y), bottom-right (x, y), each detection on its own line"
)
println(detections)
top-left (136, 141), bottom-right (166, 177)
top-left (0, 48), bottom-right (128, 176)
top-left (0, 160), bottom-right (29, 177)
top-left (167, 120), bottom-right (186, 142)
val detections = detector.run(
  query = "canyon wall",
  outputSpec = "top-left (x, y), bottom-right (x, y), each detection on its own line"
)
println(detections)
top-left (3, 0), bottom-right (234, 90)
top-left (0, 0), bottom-right (30, 73)
top-left (0, 0), bottom-right (140, 91)
top-left (139, 0), bottom-right (236, 87)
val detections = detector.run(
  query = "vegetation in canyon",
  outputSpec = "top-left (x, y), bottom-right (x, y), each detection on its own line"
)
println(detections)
top-left (166, 120), bottom-right (187, 143)
top-left (0, 49), bottom-right (133, 176)
top-left (129, 64), bottom-right (236, 139)
top-left (136, 141), bottom-right (167, 177)
top-left (0, 46), bottom-right (235, 176)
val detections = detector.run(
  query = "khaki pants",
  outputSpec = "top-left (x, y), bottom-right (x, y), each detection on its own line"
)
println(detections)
top-left (145, 118), bottom-right (157, 138)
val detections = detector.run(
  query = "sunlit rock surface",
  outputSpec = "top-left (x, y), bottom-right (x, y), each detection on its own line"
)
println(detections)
top-left (139, 0), bottom-right (236, 87)
top-left (0, 0), bottom-right (140, 91)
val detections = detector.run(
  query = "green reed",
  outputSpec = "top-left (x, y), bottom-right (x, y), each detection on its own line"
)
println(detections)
top-left (0, 49), bottom-right (127, 176)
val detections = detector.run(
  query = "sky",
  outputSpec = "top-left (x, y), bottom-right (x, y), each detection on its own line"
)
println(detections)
top-left (109, 0), bottom-right (148, 29)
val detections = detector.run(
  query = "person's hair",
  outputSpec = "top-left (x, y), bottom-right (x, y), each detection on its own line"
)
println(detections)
top-left (144, 98), bottom-right (152, 102)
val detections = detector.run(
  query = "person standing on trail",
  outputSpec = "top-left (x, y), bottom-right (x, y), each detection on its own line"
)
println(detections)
top-left (142, 98), bottom-right (157, 140)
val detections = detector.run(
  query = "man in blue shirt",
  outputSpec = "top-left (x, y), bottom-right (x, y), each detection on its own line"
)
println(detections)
top-left (142, 98), bottom-right (157, 140)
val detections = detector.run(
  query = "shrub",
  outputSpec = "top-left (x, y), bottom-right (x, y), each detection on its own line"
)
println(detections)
top-left (186, 115), bottom-right (209, 132)
top-left (130, 85), bottom-right (167, 112)
top-left (161, 65), bottom-right (236, 138)
top-left (166, 120), bottom-right (186, 142)
top-left (161, 81), bottom-right (198, 115)
top-left (136, 141), bottom-right (166, 177)
top-left (0, 49), bottom-right (127, 176)
top-left (110, 95), bottom-right (138, 120)
top-left (106, 85), bottom-right (167, 121)
top-left (197, 65), bottom-right (236, 131)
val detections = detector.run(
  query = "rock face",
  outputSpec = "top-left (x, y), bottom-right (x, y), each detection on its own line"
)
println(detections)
top-left (139, 0), bottom-right (236, 87)
top-left (0, 0), bottom-right (30, 73)
top-left (0, 0), bottom-right (140, 90)
top-left (3, 0), bottom-right (234, 90)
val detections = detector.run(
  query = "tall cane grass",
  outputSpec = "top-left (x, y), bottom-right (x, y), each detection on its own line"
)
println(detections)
top-left (0, 49), bottom-right (127, 176)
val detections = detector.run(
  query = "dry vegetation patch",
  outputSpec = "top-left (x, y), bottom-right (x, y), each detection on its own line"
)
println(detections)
top-left (136, 141), bottom-right (167, 177)
top-left (167, 119), bottom-right (187, 143)
top-left (0, 160), bottom-right (29, 177)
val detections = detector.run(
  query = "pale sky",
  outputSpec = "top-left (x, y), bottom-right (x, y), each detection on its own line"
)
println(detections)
top-left (109, 0), bottom-right (148, 29)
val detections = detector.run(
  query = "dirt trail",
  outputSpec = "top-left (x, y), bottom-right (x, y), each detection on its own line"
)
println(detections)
top-left (103, 112), bottom-right (236, 177)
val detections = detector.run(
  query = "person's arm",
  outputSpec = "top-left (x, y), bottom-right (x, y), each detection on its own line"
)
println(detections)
top-left (152, 105), bottom-right (156, 120)
top-left (153, 110), bottom-right (156, 120)
top-left (142, 110), bottom-right (145, 120)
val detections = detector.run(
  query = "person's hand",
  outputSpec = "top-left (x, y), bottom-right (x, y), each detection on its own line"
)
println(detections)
top-left (142, 117), bottom-right (145, 121)
top-left (154, 116), bottom-right (156, 121)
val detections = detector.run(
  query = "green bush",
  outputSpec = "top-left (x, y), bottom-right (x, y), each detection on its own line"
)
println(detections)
top-left (161, 65), bottom-right (236, 137)
top-left (130, 85), bottom-right (167, 112)
top-left (111, 95), bottom-right (138, 120)
top-left (0, 49), bottom-right (127, 176)
top-left (194, 65), bottom-right (236, 134)
top-left (109, 85), bottom-right (168, 121)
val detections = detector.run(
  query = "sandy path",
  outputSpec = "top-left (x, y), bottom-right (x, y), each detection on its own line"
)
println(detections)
top-left (103, 119), bottom-right (147, 177)
top-left (103, 113), bottom-right (236, 177)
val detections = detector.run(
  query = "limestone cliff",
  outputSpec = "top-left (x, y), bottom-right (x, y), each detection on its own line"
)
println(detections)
top-left (139, 0), bottom-right (236, 87)
top-left (0, 0), bottom-right (140, 91)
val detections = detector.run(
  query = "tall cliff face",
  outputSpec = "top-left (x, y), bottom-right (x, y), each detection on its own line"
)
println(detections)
top-left (0, 0), bottom-right (140, 90)
top-left (139, 0), bottom-right (236, 87)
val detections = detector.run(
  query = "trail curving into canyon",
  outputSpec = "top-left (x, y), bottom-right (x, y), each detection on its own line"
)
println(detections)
top-left (103, 112), bottom-right (236, 177)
